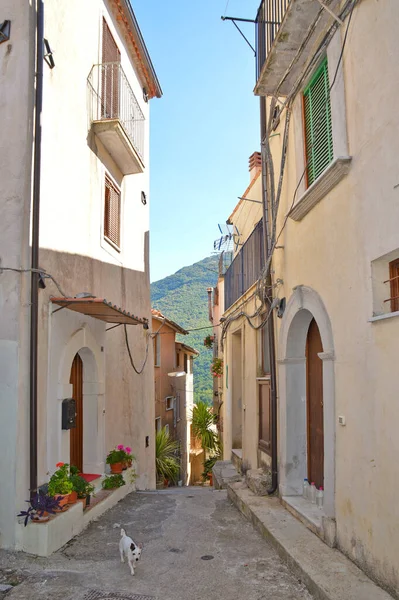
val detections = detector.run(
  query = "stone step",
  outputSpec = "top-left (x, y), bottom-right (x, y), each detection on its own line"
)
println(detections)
top-left (212, 460), bottom-right (242, 490)
top-left (231, 448), bottom-right (243, 473)
top-left (227, 481), bottom-right (395, 600)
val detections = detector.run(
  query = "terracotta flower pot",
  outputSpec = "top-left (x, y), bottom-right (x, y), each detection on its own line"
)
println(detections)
top-left (53, 494), bottom-right (70, 511)
top-left (209, 473), bottom-right (213, 486)
top-left (110, 462), bottom-right (123, 474)
top-left (32, 513), bottom-right (50, 523)
top-left (68, 491), bottom-right (78, 504)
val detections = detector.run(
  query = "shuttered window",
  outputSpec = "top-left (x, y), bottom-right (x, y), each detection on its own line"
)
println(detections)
top-left (303, 58), bottom-right (333, 187)
top-left (104, 175), bottom-right (121, 249)
top-left (388, 259), bottom-right (399, 312)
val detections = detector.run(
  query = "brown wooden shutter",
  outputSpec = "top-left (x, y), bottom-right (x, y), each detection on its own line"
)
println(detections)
top-left (104, 175), bottom-right (121, 248)
top-left (389, 259), bottom-right (399, 312)
top-left (102, 18), bottom-right (121, 119)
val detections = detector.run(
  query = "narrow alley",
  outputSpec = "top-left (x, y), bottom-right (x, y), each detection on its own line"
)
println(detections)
top-left (0, 488), bottom-right (312, 600)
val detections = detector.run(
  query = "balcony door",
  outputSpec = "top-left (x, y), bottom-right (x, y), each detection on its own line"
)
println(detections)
top-left (102, 18), bottom-right (121, 119)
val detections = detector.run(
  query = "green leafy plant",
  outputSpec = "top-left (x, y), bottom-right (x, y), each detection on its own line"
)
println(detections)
top-left (102, 474), bottom-right (125, 490)
top-left (191, 401), bottom-right (218, 453)
top-left (106, 447), bottom-right (127, 465)
top-left (203, 334), bottom-right (214, 349)
top-left (155, 427), bottom-right (180, 483)
top-left (48, 463), bottom-right (73, 496)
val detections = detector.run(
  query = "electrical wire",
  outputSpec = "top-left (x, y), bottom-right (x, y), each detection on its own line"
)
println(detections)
top-left (0, 266), bottom-right (68, 297)
top-left (123, 324), bottom-right (149, 375)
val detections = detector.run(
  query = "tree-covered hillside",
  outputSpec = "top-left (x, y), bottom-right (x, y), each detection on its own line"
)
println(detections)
top-left (151, 255), bottom-right (219, 405)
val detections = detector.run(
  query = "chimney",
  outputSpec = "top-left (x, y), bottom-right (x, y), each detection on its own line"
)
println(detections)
top-left (207, 287), bottom-right (213, 323)
top-left (249, 151), bottom-right (261, 182)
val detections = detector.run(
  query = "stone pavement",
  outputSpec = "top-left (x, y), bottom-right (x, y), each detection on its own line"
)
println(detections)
top-left (0, 487), bottom-right (313, 600)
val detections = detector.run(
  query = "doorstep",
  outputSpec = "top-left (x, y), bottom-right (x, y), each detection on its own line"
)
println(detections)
top-left (15, 468), bottom-right (136, 557)
top-left (227, 481), bottom-right (394, 600)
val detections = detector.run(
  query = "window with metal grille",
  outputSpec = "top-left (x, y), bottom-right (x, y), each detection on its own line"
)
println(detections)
top-left (303, 58), bottom-right (333, 187)
top-left (104, 175), bottom-right (121, 248)
top-left (387, 259), bottom-right (399, 312)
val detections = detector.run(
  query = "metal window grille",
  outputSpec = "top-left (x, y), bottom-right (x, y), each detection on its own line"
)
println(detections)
top-left (104, 176), bottom-right (121, 248)
top-left (303, 58), bottom-right (334, 187)
top-left (256, 0), bottom-right (289, 79)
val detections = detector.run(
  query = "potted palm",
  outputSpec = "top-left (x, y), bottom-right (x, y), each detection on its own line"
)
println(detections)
top-left (48, 463), bottom-right (73, 509)
top-left (106, 446), bottom-right (127, 474)
top-left (192, 401), bottom-right (220, 483)
top-left (155, 427), bottom-right (180, 488)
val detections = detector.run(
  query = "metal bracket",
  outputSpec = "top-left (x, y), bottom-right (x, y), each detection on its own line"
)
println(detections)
top-left (43, 39), bottom-right (55, 69)
top-left (315, 0), bottom-right (344, 25)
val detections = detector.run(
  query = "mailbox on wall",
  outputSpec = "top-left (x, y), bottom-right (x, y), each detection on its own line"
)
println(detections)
top-left (62, 398), bottom-right (76, 430)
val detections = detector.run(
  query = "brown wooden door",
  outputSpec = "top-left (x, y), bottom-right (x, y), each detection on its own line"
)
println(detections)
top-left (102, 18), bottom-right (121, 119)
top-left (306, 318), bottom-right (324, 488)
top-left (70, 353), bottom-right (83, 472)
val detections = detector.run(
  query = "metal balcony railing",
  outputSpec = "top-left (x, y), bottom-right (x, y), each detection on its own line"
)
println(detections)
top-left (224, 219), bottom-right (265, 310)
top-left (87, 62), bottom-right (145, 162)
top-left (255, 0), bottom-right (289, 80)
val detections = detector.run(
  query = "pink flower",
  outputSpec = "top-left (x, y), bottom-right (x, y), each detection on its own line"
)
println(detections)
top-left (125, 446), bottom-right (132, 454)
top-left (117, 444), bottom-right (124, 451)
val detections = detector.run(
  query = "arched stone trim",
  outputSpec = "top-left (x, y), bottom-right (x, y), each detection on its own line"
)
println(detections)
top-left (278, 286), bottom-right (336, 518)
top-left (57, 327), bottom-right (105, 473)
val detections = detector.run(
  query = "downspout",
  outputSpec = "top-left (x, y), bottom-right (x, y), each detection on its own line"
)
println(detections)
top-left (30, 0), bottom-right (44, 495)
top-left (260, 97), bottom-right (278, 495)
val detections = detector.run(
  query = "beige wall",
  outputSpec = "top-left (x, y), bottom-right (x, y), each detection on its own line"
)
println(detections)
top-left (268, 2), bottom-right (399, 593)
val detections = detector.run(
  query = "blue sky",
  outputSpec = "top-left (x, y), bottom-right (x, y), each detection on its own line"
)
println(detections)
top-left (132, 1), bottom-right (261, 282)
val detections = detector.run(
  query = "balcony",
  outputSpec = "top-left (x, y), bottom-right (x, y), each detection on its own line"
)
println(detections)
top-left (88, 62), bottom-right (145, 175)
top-left (224, 220), bottom-right (264, 311)
top-left (255, 0), bottom-right (342, 96)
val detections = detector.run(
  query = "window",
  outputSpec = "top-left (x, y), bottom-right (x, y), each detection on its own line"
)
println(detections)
top-left (388, 259), bottom-right (399, 313)
top-left (259, 380), bottom-right (271, 454)
top-left (183, 353), bottom-right (188, 373)
top-left (102, 19), bottom-right (121, 120)
top-left (155, 417), bottom-right (161, 434)
top-left (154, 333), bottom-right (160, 367)
top-left (165, 396), bottom-right (174, 411)
top-left (303, 58), bottom-right (333, 187)
top-left (104, 175), bottom-right (121, 248)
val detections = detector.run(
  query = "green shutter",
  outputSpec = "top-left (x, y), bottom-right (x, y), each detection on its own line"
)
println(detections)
top-left (303, 58), bottom-right (333, 186)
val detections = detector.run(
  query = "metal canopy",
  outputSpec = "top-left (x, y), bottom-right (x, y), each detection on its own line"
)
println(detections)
top-left (51, 297), bottom-right (148, 326)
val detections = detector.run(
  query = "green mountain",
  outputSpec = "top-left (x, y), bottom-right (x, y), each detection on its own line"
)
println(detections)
top-left (151, 255), bottom-right (219, 405)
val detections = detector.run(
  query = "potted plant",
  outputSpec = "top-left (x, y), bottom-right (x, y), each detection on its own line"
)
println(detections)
top-left (201, 455), bottom-right (219, 486)
top-left (106, 447), bottom-right (127, 474)
top-left (192, 401), bottom-right (221, 483)
top-left (48, 463), bottom-right (73, 509)
top-left (124, 446), bottom-right (134, 469)
top-left (102, 474), bottom-right (125, 490)
top-left (17, 492), bottom-right (61, 526)
top-left (155, 427), bottom-right (180, 488)
top-left (211, 357), bottom-right (223, 378)
top-left (203, 334), bottom-right (214, 349)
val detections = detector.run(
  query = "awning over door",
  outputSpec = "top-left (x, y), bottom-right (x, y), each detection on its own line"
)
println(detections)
top-left (51, 297), bottom-right (148, 327)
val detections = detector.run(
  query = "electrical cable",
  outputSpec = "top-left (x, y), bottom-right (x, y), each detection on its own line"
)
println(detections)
top-left (123, 324), bottom-right (149, 375)
top-left (0, 266), bottom-right (68, 297)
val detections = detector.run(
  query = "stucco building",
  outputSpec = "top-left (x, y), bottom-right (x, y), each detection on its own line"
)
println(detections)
top-left (218, 0), bottom-right (399, 595)
top-left (152, 310), bottom-right (199, 485)
top-left (0, 0), bottom-right (161, 554)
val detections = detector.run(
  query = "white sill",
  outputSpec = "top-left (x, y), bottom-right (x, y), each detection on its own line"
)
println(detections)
top-left (369, 311), bottom-right (399, 323)
top-left (289, 156), bottom-right (352, 222)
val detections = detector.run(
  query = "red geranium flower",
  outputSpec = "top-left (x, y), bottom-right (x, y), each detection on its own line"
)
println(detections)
top-left (56, 462), bottom-right (64, 468)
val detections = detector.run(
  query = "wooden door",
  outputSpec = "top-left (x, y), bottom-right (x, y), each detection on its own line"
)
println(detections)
top-left (306, 318), bottom-right (324, 488)
top-left (102, 18), bottom-right (121, 119)
top-left (70, 353), bottom-right (83, 472)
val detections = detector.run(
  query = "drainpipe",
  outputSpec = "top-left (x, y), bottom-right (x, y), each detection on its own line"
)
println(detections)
top-left (207, 287), bottom-right (213, 323)
top-left (260, 97), bottom-right (278, 496)
top-left (30, 0), bottom-right (44, 494)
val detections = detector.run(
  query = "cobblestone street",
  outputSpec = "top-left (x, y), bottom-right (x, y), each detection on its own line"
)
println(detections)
top-left (0, 488), bottom-right (312, 600)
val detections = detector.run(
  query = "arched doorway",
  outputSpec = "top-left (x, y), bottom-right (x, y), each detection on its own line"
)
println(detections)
top-left (278, 286), bottom-right (335, 518)
top-left (70, 353), bottom-right (83, 471)
top-left (306, 318), bottom-right (324, 488)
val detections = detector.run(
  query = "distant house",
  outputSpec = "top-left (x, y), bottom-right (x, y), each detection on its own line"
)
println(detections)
top-left (0, 0), bottom-right (161, 555)
top-left (152, 310), bottom-right (199, 485)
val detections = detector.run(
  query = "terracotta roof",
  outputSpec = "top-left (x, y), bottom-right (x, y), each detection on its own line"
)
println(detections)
top-left (151, 309), bottom-right (188, 335)
top-left (51, 297), bottom-right (148, 326)
top-left (110, 0), bottom-right (162, 99)
top-left (176, 342), bottom-right (199, 356)
top-left (227, 170), bottom-right (262, 224)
